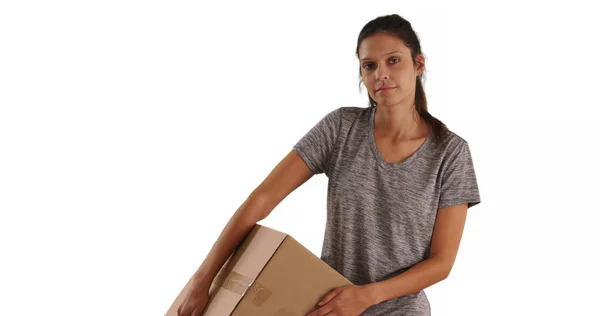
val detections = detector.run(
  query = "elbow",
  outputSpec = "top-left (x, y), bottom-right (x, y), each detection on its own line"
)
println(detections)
top-left (431, 257), bottom-right (453, 281)
top-left (440, 264), bottom-right (452, 280)
top-left (242, 192), bottom-right (273, 222)
top-left (440, 269), bottom-right (451, 281)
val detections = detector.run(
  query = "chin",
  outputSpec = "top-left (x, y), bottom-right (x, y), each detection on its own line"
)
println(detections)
top-left (371, 91), bottom-right (402, 106)
top-left (375, 98), bottom-right (401, 107)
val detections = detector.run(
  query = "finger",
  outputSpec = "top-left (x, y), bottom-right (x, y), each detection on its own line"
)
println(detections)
top-left (179, 304), bottom-right (192, 316)
top-left (190, 307), bottom-right (202, 316)
top-left (177, 302), bottom-right (183, 316)
top-left (307, 304), bottom-right (333, 316)
top-left (177, 302), bottom-right (185, 316)
top-left (318, 287), bottom-right (343, 306)
top-left (317, 289), bottom-right (338, 306)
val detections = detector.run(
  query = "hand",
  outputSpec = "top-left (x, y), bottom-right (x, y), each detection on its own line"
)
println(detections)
top-left (177, 280), bottom-right (210, 316)
top-left (306, 284), bottom-right (374, 316)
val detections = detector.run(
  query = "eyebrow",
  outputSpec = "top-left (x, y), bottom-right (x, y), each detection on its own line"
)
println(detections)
top-left (360, 51), bottom-right (403, 61)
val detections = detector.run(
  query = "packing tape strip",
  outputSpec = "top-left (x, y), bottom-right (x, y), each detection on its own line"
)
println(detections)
top-left (214, 268), bottom-right (273, 307)
top-left (214, 268), bottom-right (254, 296)
top-left (245, 281), bottom-right (272, 307)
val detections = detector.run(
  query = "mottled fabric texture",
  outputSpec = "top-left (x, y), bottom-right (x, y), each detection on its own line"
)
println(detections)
top-left (293, 106), bottom-right (481, 315)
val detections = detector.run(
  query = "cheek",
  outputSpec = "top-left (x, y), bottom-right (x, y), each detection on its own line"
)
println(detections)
top-left (361, 76), bottom-right (375, 90)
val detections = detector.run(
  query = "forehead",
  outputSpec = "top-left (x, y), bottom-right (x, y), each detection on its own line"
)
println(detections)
top-left (358, 33), bottom-right (409, 59)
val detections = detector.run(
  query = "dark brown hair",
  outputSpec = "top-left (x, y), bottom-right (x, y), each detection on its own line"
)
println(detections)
top-left (356, 14), bottom-right (450, 143)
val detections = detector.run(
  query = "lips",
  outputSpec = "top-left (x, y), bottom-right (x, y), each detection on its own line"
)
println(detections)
top-left (376, 87), bottom-right (396, 92)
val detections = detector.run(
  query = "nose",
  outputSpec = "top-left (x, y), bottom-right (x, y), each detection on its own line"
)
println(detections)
top-left (375, 66), bottom-right (389, 81)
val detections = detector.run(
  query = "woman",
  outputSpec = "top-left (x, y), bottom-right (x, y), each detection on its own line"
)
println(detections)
top-left (178, 14), bottom-right (481, 316)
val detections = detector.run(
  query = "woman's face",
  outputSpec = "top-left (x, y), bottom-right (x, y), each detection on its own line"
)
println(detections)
top-left (358, 33), bottom-right (424, 108)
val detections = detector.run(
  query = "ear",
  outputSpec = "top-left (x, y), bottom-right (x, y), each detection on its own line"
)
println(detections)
top-left (415, 54), bottom-right (426, 75)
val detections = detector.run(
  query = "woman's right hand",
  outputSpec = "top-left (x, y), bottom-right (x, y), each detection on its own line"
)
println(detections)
top-left (177, 281), bottom-right (210, 316)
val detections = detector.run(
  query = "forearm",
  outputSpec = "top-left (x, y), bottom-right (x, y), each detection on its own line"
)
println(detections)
top-left (193, 194), bottom-right (269, 289)
top-left (364, 258), bottom-right (449, 305)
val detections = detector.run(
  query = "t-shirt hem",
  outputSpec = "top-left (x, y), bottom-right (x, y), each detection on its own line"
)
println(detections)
top-left (438, 199), bottom-right (481, 209)
top-left (293, 145), bottom-right (319, 174)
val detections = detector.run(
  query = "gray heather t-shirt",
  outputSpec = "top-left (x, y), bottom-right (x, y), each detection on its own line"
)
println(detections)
top-left (293, 106), bottom-right (481, 316)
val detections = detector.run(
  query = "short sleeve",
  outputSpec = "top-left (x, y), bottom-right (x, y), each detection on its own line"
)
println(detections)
top-left (439, 140), bottom-right (481, 209)
top-left (292, 107), bottom-right (342, 176)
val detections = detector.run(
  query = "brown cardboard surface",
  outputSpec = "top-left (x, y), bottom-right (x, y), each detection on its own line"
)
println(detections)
top-left (165, 225), bottom-right (286, 316)
top-left (232, 236), bottom-right (352, 315)
top-left (201, 224), bottom-right (287, 316)
top-left (165, 224), bottom-right (352, 316)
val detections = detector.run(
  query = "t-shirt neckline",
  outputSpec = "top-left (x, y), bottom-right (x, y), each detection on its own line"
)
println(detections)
top-left (368, 106), bottom-right (431, 169)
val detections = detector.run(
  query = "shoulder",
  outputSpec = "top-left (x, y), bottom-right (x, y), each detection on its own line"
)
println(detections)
top-left (338, 105), bottom-right (370, 115)
top-left (430, 128), bottom-right (471, 158)
top-left (336, 106), bottom-right (372, 122)
top-left (316, 106), bottom-right (370, 129)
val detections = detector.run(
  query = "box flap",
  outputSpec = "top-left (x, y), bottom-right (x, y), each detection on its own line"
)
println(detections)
top-left (201, 224), bottom-right (287, 315)
top-left (232, 235), bottom-right (353, 315)
top-left (164, 224), bottom-right (287, 316)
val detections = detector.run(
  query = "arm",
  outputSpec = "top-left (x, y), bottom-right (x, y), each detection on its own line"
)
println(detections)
top-left (364, 203), bottom-right (469, 305)
top-left (192, 149), bottom-right (314, 288)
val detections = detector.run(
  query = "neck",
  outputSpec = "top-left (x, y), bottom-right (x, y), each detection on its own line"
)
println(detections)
top-left (374, 102), bottom-right (426, 141)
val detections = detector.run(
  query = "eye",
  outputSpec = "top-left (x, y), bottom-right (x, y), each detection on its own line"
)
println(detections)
top-left (362, 62), bottom-right (374, 69)
top-left (389, 57), bottom-right (401, 64)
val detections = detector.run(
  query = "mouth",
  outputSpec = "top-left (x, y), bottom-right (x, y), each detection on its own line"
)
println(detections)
top-left (376, 87), bottom-right (396, 93)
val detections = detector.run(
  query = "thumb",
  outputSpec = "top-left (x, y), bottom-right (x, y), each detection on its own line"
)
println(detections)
top-left (318, 287), bottom-right (344, 306)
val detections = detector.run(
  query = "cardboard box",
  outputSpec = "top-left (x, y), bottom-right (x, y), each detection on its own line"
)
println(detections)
top-left (165, 224), bottom-right (352, 316)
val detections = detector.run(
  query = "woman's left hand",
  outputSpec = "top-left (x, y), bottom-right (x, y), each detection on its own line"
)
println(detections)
top-left (306, 284), bottom-right (375, 316)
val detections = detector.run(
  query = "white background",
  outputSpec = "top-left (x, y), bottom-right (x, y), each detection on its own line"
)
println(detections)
top-left (1, 1), bottom-right (599, 315)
